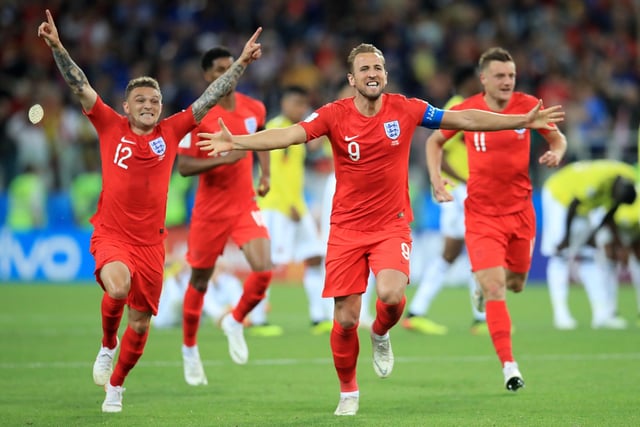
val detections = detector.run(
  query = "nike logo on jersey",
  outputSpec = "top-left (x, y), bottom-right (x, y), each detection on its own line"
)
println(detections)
top-left (344, 135), bottom-right (359, 142)
top-left (120, 136), bottom-right (136, 145)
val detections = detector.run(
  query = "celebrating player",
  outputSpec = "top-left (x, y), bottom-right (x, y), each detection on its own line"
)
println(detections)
top-left (38, 8), bottom-right (261, 412)
top-left (177, 45), bottom-right (274, 385)
top-left (427, 47), bottom-right (567, 392)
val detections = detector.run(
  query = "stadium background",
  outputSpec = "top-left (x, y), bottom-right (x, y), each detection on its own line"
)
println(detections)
top-left (0, 1), bottom-right (638, 283)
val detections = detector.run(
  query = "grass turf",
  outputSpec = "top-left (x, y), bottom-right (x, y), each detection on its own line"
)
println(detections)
top-left (0, 282), bottom-right (638, 426)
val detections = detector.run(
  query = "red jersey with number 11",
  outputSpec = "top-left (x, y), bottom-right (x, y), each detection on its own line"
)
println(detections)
top-left (440, 92), bottom-right (554, 216)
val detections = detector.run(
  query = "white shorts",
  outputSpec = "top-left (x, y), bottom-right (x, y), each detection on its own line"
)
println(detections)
top-left (439, 184), bottom-right (466, 239)
top-left (320, 173), bottom-right (336, 247)
top-left (540, 187), bottom-right (597, 258)
top-left (262, 209), bottom-right (325, 265)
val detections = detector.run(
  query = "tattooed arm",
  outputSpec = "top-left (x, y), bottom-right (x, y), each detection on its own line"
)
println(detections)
top-left (191, 28), bottom-right (263, 123)
top-left (38, 9), bottom-right (97, 112)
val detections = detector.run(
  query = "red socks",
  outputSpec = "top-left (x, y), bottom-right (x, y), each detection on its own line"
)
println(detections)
top-left (101, 294), bottom-right (125, 349)
top-left (231, 271), bottom-right (272, 323)
top-left (110, 326), bottom-right (148, 387)
top-left (330, 320), bottom-right (359, 392)
top-left (371, 296), bottom-right (406, 336)
top-left (486, 300), bottom-right (513, 364)
top-left (182, 284), bottom-right (206, 347)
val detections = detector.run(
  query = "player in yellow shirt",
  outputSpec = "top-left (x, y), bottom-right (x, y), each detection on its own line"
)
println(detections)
top-left (402, 65), bottom-right (488, 335)
top-left (594, 193), bottom-right (640, 327)
top-left (258, 85), bottom-right (333, 334)
top-left (541, 159), bottom-right (636, 329)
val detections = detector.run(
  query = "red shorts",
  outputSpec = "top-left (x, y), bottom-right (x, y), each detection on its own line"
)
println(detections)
top-left (90, 235), bottom-right (165, 315)
top-left (187, 205), bottom-right (270, 269)
top-left (464, 203), bottom-right (536, 273)
top-left (323, 220), bottom-right (412, 298)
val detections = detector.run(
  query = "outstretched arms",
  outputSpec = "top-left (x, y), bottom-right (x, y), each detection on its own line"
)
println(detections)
top-left (38, 9), bottom-right (97, 112)
top-left (197, 118), bottom-right (308, 156)
top-left (191, 28), bottom-right (263, 122)
top-left (440, 100), bottom-right (564, 131)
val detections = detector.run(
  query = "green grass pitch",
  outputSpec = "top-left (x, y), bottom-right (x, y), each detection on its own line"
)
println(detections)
top-left (1, 282), bottom-right (638, 426)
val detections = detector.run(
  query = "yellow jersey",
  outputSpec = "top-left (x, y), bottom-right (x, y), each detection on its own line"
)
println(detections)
top-left (257, 115), bottom-right (308, 216)
top-left (544, 160), bottom-right (636, 216)
top-left (441, 94), bottom-right (469, 187)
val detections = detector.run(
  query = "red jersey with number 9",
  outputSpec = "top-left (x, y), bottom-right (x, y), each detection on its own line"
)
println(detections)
top-left (440, 92), bottom-right (554, 216)
top-left (84, 96), bottom-right (196, 245)
top-left (299, 93), bottom-right (429, 231)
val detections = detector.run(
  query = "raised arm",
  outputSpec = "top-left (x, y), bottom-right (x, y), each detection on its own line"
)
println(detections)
top-left (38, 9), bottom-right (97, 112)
top-left (197, 118), bottom-right (308, 156)
top-left (440, 100), bottom-right (564, 131)
top-left (191, 28), bottom-right (263, 122)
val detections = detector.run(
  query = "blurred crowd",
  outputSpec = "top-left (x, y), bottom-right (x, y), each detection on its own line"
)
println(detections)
top-left (0, 1), bottom-right (638, 213)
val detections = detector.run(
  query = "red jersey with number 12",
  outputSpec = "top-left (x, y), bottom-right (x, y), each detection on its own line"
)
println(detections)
top-left (84, 96), bottom-right (196, 245)
top-left (178, 93), bottom-right (266, 219)
top-left (441, 92), bottom-right (554, 216)
top-left (299, 93), bottom-right (429, 231)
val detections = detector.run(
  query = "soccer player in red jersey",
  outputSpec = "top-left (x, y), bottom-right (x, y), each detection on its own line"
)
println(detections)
top-left (197, 43), bottom-right (564, 416)
top-left (426, 47), bottom-right (567, 392)
top-left (37, 9), bottom-right (262, 412)
top-left (177, 46), bottom-right (274, 384)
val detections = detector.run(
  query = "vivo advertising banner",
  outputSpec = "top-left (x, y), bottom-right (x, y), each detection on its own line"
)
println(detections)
top-left (0, 227), bottom-right (94, 282)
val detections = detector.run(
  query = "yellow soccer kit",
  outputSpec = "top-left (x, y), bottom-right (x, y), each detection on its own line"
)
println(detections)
top-left (544, 160), bottom-right (636, 216)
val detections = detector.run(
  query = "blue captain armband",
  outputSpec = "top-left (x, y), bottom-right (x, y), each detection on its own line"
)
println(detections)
top-left (421, 104), bottom-right (444, 129)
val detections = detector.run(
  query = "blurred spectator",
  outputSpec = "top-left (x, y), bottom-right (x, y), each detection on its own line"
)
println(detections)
top-left (0, 1), bottom-right (637, 192)
top-left (6, 165), bottom-right (47, 230)
top-left (69, 154), bottom-right (101, 229)
top-left (0, 89), bottom-right (17, 190)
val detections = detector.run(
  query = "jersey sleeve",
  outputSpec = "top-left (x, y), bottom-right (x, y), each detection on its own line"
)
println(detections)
top-left (164, 106), bottom-right (197, 145)
top-left (298, 103), bottom-right (333, 141)
top-left (83, 96), bottom-right (121, 133)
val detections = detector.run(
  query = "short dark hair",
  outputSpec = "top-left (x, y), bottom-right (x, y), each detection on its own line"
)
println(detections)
top-left (281, 85), bottom-right (309, 98)
top-left (201, 47), bottom-right (233, 71)
top-left (478, 47), bottom-right (513, 70)
top-left (124, 76), bottom-right (161, 100)
top-left (453, 65), bottom-right (477, 89)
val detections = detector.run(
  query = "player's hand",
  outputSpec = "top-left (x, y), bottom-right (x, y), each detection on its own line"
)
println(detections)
top-left (238, 27), bottom-right (263, 65)
top-left (524, 100), bottom-right (564, 130)
top-left (197, 118), bottom-right (235, 156)
top-left (37, 9), bottom-right (61, 49)
top-left (289, 206), bottom-right (301, 222)
top-left (257, 175), bottom-right (270, 197)
top-left (431, 176), bottom-right (454, 203)
top-left (538, 149), bottom-right (562, 168)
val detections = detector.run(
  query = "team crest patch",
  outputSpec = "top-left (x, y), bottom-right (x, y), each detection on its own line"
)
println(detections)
top-left (149, 137), bottom-right (166, 156)
top-left (245, 117), bottom-right (258, 134)
top-left (384, 121), bottom-right (400, 140)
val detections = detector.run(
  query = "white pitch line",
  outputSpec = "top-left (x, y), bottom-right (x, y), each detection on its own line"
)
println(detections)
top-left (1, 352), bottom-right (639, 370)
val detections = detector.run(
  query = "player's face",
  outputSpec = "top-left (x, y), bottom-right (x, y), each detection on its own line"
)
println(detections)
top-left (281, 93), bottom-right (310, 122)
top-left (206, 57), bottom-right (234, 83)
top-left (123, 86), bottom-right (163, 132)
top-left (480, 60), bottom-right (516, 105)
top-left (348, 52), bottom-right (387, 101)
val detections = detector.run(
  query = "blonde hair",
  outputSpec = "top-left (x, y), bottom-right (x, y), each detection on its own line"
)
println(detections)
top-left (124, 76), bottom-right (161, 100)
